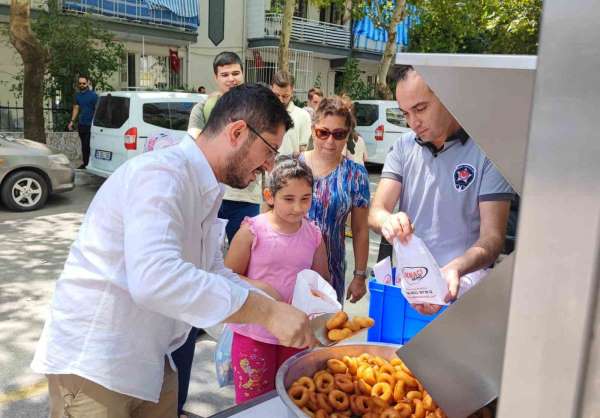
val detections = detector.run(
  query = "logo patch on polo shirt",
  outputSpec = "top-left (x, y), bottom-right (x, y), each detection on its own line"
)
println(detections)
top-left (453, 164), bottom-right (476, 191)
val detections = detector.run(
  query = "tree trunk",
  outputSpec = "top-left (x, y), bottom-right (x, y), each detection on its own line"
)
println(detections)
top-left (375, 0), bottom-right (406, 100)
top-left (9, 0), bottom-right (48, 143)
top-left (277, 0), bottom-right (295, 73)
top-left (342, 0), bottom-right (353, 25)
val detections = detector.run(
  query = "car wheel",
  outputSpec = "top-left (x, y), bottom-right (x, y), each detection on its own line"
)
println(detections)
top-left (1, 170), bottom-right (49, 211)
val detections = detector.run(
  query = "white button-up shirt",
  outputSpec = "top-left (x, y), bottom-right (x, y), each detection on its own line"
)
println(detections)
top-left (32, 135), bottom-right (252, 402)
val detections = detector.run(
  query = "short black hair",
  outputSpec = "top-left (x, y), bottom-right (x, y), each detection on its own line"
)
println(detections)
top-left (213, 52), bottom-right (243, 75)
top-left (78, 75), bottom-right (89, 82)
top-left (387, 65), bottom-right (414, 84)
top-left (203, 84), bottom-right (294, 138)
top-left (271, 70), bottom-right (294, 88)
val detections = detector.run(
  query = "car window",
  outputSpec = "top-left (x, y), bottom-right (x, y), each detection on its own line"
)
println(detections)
top-left (143, 103), bottom-right (171, 130)
top-left (354, 103), bottom-right (379, 126)
top-left (94, 96), bottom-right (130, 128)
top-left (386, 108), bottom-right (408, 128)
top-left (169, 102), bottom-right (195, 131)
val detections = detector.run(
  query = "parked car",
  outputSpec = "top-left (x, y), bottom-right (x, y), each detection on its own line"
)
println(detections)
top-left (0, 134), bottom-right (74, 211)
top-left (354, 100), bottom-right (412, 165)
top-left (87, 91), bottom-right (207, 177)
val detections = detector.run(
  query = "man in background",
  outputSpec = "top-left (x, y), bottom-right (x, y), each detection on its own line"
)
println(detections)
top-left (271, 71), bottom-right (311, 156)
top-left (67, 75), bottom-right (97, 169)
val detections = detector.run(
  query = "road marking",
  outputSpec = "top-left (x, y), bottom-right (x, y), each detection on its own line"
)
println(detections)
top-left (0, 380), bottom-right (48, 405)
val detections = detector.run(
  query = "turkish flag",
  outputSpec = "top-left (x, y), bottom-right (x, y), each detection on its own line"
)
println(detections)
top-left (169, 49), bottom-right (181, 73)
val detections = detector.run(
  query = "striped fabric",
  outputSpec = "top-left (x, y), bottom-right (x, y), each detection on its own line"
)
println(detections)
top-left (353, 4), bottom-right (416, 48)
top-left (145, 0), bottom-right (198, 18)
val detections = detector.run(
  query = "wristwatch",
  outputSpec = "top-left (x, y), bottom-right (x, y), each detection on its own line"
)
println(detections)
top-left (353, 270), bottom-right (367, 279)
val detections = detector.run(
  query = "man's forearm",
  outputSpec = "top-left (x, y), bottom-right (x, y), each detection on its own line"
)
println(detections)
top-left (225, 291), bottom-right (274, 328)
top-left (70, 106), bottom-right (79, 122)
top-left (446, 235), bottom-right (505, 276)
top-left (368, 207), bottom-right (391, 234)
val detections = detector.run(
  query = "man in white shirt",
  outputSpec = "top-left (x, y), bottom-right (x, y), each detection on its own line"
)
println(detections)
top-left (271, 70), bottom-right (312, 156)
top-left (32, 84), bottom-right (315, 418)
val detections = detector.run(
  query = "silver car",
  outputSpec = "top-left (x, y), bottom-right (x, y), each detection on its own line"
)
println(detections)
top-left (0, 134), bottom-right (74, 211)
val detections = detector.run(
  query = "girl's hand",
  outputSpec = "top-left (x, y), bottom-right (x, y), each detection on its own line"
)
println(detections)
top-left (346, 277), bottom-right (367, 303)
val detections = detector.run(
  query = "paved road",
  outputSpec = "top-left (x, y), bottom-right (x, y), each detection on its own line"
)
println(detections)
top-left (0, 167), bottom-right (385, 418)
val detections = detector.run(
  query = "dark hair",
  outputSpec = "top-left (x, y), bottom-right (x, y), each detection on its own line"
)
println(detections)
top-left (213, 51), bottom-right (243, 75)
top-left (203, 84), bottom-right (293, 138)
top-left (268, 156), bottom-right (314, 198)
top-left (271, 70), bottom-right (294, 88)
top-left (308, 87), bottom-right (323, 100)
top-left (387, 65), bottom-right (414, 84)
top-left (78, 75), bottom-right (89, 82)
top-left (313, 96), bottom-right (355, 132)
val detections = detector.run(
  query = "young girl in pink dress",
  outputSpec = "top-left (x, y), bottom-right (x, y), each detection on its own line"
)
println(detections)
top-left (225, 157), bottom-right (330, 404)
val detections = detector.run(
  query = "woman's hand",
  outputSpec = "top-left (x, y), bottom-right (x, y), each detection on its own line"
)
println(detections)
top-left (346, 276), bottom-right (367, 303)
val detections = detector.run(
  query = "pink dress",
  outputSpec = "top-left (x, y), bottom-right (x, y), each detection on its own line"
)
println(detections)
top-left (229, 213), bottom-right (322, 344)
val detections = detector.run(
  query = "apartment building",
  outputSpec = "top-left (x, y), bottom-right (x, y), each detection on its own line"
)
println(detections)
top-left (0, 0), bottom-right (412, 104)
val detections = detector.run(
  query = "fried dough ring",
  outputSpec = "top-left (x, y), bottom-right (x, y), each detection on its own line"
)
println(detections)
top-left (378, 372), bottom-right (396, 387)
top-left (357, 378), bottom-right (373, 395)
top-left (371, 382), bottom-right (393, 403)
top-left (394, 402), bottom-right (413, 418)
top-left (354, 316), bottom-right (375, 328)
top-left (326, 311), bottom-right (348, 330)
top-left (333, 374), bottom-right (354, 393)
top-left (327, 328), bottom-right (352, 341)
top-left (393, 380), bottom-right (406, 403)
top-left (315, 372), bottom-right (335, 393)
top-left (316, 392), bottom-right (333, 413)
top-left (294, 376), bottom-right (317, 392)
top-left (302, 406), bottom-right (315, 417)
top-left (328, 389), bottom-right (350, 411)
top-left (413, 398), bottom-right (425, 418)
top-left (342, 355), bottom-right (358, 375)
top-left (288, 385), bottom-right (309, 407)
top-left (314, 410), bottom-right (329, 418)
top-left (406, 390), bottom-right (423, 401)
top-left (381, 407), bottom-right (402, 418)
top-left (327, 359), bottom-right (347, 374)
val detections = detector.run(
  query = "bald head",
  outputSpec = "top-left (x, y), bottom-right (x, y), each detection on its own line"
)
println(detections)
top-left (395, 69), bottom-right (460, 147)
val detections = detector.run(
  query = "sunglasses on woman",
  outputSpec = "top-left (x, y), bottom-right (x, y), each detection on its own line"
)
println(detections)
top-left (314, 127), bottom-right (350, 141)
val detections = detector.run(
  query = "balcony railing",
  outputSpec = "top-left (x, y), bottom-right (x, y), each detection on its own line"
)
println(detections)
top-left (62, 0), bottom-right (198, 32)
top-left (263, 13), bottom-right (351, 49)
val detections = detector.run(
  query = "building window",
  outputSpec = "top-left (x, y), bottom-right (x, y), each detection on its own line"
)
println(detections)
top-left (319, 3), bottom-right (343, 25)
top-left (139, 55), bottom-right (183, 90)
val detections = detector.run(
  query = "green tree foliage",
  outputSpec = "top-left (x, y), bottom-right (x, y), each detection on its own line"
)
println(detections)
top-left (16, 0), bottom-right (124, 109)
top-left (336, 57), bottom-right (375, 99)
top-left (407, 0), bottom-right (542, 54)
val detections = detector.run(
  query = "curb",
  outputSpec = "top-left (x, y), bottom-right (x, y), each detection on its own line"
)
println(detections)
top-left (74, 169), bottom-right (105, 187)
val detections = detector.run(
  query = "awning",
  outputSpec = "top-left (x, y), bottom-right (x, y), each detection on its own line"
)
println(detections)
top-left (145, 0), bottom-right (198, 18)
top-left (353, 5), bottom-right (416, 47)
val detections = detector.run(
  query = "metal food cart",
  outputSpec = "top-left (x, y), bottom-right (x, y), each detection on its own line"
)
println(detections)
top-left (206, 1), bottom-right (600, 416)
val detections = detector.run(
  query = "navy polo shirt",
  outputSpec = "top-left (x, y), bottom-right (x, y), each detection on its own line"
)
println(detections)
top-left (76, 89), bottom-right (98, 126)
top-left (382, 130), bottom-right (515, 267)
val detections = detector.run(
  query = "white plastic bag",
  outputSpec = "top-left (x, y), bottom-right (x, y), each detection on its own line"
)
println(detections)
top-left (291, 269), bottom-right (341, 318)
top-left (214, 325), bottom-right (234, 387)
top-left (393, 236), bottom-right (448, 305)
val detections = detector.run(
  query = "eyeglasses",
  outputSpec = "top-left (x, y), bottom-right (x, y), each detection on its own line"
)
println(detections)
top-left (314, 127), bottom-right (350, 141)
top-left (246, 122), bottom-right (279, 158)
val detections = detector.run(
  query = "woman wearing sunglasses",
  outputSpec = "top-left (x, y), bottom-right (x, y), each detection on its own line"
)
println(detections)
top-left (300, 96), bottom-right (370, 304)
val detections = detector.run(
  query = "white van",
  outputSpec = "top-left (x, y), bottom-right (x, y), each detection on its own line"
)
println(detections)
top-left (354, 100), bottom-right (412, 165)
top-left (87, 91), bottom-right (207, 177)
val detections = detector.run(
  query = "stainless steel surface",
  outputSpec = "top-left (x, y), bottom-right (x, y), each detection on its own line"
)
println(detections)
top-left (309, 313), bottom-right (335, 347)
top-left (397, 254), bottom-right (514, 418)
top-left (497, 1), bottom-right (600, 417)
top-left (395, 53), bottom-right (536, 194)
top-left (275, 343), bottom-right (400, 417)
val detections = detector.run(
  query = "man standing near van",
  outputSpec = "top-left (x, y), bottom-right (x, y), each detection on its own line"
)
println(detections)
top-left (271, 71), bottom-right (311, 156)
top-left (68, 76), bottom-right (97, 169)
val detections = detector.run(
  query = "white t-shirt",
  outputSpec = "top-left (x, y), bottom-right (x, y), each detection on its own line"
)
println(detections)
top-left (279, 102), bottom-right (312, 156)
